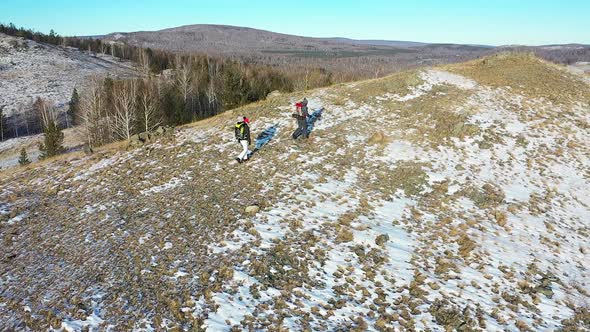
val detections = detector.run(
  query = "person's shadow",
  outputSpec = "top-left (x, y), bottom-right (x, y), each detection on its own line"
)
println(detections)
top-left (307, 108), bottom-right (324, 135)
top-left (248, 124), bottom-right (278, 158)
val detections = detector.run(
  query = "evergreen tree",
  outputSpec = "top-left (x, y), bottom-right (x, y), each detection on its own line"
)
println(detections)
top-left (18, 148), bottom-right (31, 166)
top-left (38, 120), bottom-right (64, 159)
top-left (68, 88), bottom-right (80, 126)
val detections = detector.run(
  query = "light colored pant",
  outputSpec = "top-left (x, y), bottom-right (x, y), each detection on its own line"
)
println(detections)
top-left (238, 140), bottom-right (250, 160)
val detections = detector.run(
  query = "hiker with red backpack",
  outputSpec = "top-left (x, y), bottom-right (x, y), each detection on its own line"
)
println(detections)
top-left (235, 116), bottom-right (251, 163)
top-left (292, 98), bottom-right (310, 140)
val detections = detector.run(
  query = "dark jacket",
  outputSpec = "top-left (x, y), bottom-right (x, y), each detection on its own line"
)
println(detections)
top-left (301, 105), bottom-right (309, 118)
top-left (301, 98), bottom-right (309, 118)
top-left (235, 121), bottom-right (251, 144)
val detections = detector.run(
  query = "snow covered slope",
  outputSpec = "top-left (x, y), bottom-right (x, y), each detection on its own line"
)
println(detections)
top-left (0, 33), bottom-right (135, 116)
top-left (0, 53), bottom-right (589, 331)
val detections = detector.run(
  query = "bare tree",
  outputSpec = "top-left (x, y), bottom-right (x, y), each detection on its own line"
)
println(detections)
top-left (111, 80), bottom-right (138, 140)
top-left (139, 79), bottom-right (161, 132)
top-left (33, 97), bottom-right (54, 130)
top-left (28, 98), bottom-right (55, 135)
top-left (80, 78), bottom-right (104, 147)
top-left (175, 56), bottom-right (193, 103)
top-left (138, 49), bottom-right (151, 76)
top-left (207, 58), bottom-right (219, 107)
top-left (100, 42), bottom-right (108, 55)
top-left (374, 65), bottom-right (382, 79)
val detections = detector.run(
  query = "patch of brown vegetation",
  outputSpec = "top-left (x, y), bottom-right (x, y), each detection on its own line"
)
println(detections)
top-left (445, 52), bottom-right (590, 104)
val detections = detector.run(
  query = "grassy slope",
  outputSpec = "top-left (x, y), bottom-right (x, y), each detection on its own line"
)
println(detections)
top-left (0, 54), bottom-right (589, 331)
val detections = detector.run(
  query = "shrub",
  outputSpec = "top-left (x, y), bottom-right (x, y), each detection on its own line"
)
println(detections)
top-left (18, 148), bottom-right (31, 166)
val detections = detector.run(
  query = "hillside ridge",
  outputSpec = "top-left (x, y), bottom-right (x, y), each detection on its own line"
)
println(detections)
top-left (0, 54), bottom-right (589, 331)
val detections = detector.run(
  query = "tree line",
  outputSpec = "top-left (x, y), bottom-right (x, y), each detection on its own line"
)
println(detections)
top-left (1, 22), bottom-right (336, 82)
top-left (1, 53), bottom-right (296, 145)
top-left (73, 53), bottom-right (294, 148)
top-left (0, 23), bottom-right (308, 145)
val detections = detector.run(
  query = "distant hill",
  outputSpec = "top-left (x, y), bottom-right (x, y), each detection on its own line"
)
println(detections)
top-left (99, 24), bottom-right (499, 78)
top-left (319, 37), bottom-right (429, 48)
top-left (99, 24), bottom-right (590, 74)
top-left (101, 24), bottom-right (487, 55)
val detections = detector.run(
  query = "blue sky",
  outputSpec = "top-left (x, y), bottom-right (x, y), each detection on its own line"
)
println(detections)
top-left (1, 0), bottom-right (589, 46)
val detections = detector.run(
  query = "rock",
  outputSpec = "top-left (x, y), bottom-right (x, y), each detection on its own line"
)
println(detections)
top-left (83, 144), bottom-right (93, 156)
top-left (138, 132), bottom-right (152, 143)
top-left (129, 134), bottom-right (141, 146)
top-left (163, 126), bottom-right (175, 137)
top-left (267, 90), bottom-right (281, 98)
top-left (452, 123), bottom-right (464, 135)
top-left (245, 205), bottom-right (260, 215)
top-left (538, 287), bottom-right (554, 298)
top-left (155, 126), bottom-right (165, 136)
top-left (375, 234), bottom-right (390, 246)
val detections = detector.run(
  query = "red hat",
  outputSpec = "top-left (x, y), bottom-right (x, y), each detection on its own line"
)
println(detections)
top-left (295, 102), bottom-right (302, 107)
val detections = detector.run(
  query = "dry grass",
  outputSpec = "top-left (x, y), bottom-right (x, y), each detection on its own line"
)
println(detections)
top-left (444, 52), bottom-right (590, 104)
top-left (364, 161), bottom-right (429, 198)
top-left (461, 183), bottom-right (505, 209)
top-left (560, 306), bottom-right (590, 331)
top-left (396, 84), bottom-right (479, 146)
top-left (343, 70), bottom-right (422, 104)
top-left (336, 228), bottom-right (354, 243)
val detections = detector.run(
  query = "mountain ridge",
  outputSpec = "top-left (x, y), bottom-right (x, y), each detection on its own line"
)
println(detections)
top-left (100, 23), bottom-right (492, 53)
top-left (98, 24), bottom-right (585, 49)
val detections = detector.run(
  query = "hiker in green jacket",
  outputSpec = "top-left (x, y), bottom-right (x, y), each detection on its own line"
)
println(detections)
top-left (234, 116), bottom-right (251, 163)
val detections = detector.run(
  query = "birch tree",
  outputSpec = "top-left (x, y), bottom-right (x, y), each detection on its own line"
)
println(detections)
top-left (175, 56), bottom-right (193, 103)
top-left (111, 80), bottom-right (137, 140)
top-left (80, 77), bottom-right (104, 147)
top-left (139, 80), bottom-right (161, 132)
top-left (100, 42), bottom-right (108, 55)
top-left (33, 97), bottom-right (55, 131)
top-left (138, 49), bottom-right (151, 76)
top-left (207, 58), bottom-right (219, 108)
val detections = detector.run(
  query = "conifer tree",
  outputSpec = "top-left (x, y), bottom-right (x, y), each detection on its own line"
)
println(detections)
top-left (18, 148), bottom-right (31, 166)
top-left (38, 120), bottom-right (64, 159)
top-left (68, 88), bottom-right (80, 126)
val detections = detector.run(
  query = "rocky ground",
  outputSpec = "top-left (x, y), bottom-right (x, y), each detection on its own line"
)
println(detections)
top-left (0, 33), bottom-right (135, 116)
top-left (0, 53), bottom-right (589, 331)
